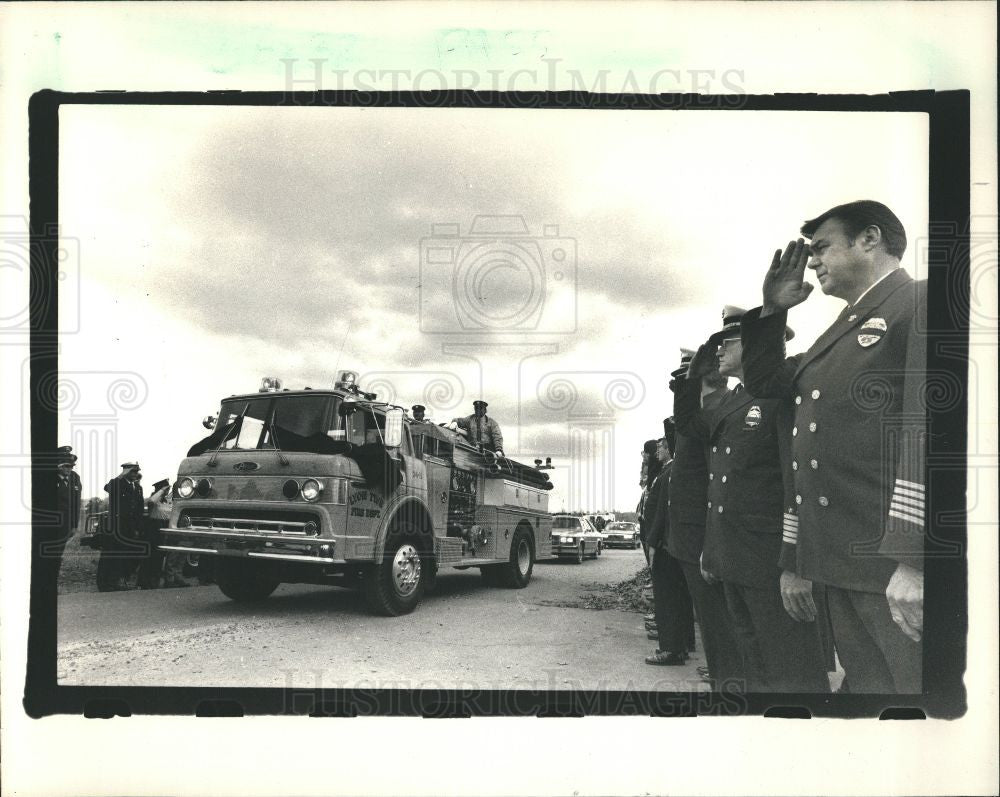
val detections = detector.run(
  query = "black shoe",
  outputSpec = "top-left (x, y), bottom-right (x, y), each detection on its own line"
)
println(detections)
top-left (645, 651), bottom-right (687, 666)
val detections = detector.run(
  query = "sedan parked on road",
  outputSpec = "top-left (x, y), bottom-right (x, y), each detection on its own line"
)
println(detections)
top-left (550, 515), bottom-right (602, 563)
top-left (602, 521), bottom-right (641, 549)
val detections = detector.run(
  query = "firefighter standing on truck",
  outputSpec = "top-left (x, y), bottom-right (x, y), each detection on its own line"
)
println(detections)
top-left (455, 400), bottom-right (504, 454)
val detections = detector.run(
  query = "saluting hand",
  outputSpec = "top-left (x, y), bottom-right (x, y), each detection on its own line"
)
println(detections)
top-left (780, 569), bottom-right (817, 622)
top-left (762, 239), bottom-right (814, 317)
top-left (886, 563), bottom-right (923, 642)
top-left (687, 342), bottom-right (718, 381)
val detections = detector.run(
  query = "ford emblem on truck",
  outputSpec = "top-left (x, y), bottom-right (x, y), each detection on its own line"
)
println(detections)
top-left (234, 461), bottom-right (259, 472)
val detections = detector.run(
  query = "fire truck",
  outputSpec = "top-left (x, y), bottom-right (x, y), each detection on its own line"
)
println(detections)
top-left (159, 372), bottom-right (554, 615)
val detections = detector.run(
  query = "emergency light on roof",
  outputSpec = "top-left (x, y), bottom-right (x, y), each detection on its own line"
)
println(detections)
top-left (336, 370), bottom-right (358, 390)
top-left (259, 376), bottom-right (283, 393)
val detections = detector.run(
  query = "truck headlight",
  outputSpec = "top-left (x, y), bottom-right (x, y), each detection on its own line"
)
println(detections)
top-left (177, 477), bottom-right (195, 498)
top-left (301, 479), bottom-right (323, 502)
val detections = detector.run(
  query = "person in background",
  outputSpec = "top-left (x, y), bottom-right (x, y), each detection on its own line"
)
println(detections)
top-left (52, 445), bottom-right (82, 578)
top-left (678, 308), bottom-right (829, 692)
top-left (741, 201), bottom-right (927, 693)
top-left (455, 400), bottom-right (504, 454)
top-left (100, 462), bottom-right (146, 590)
top-left (670, 352), bottom-right (746, 688)
top-left (138, 479), bottom-right (172, 589)
top-left (411, 404), bottom-right (428, 422)
top-left (637, 439), bottom-right (662, 565)
top-left (642, 436), bottom-right (693, 666)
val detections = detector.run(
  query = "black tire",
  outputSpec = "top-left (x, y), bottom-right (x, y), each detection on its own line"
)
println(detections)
top-left (497, 529), bottom-right (534, 588)
top-left (363, 533), bottom-right (425, 616)
top-left (574, 542), bottom-right (585, 564)
top-left (215, 560), bottom-right (280, 602)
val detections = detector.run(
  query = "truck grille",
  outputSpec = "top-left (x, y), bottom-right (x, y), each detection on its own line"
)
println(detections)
top-left (179, 509), bottom-right (320, 536)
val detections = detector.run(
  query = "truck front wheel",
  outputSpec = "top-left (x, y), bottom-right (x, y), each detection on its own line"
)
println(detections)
top-left (216, 560), bottom-right (280, 602)
top-left (363, 535), bottom-right (425, 616)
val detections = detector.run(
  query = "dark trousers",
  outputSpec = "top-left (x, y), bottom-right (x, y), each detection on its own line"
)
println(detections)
top-left (137, 521), bottom-right (166, 589)
top-left (825, 585), bottom-right (922, 693)
top-left (723, 581), bottom-right (830, 693)
top-left (651, 548), bottom-right (695, 654)
top-left (679, 560), bottom-right (745, 686)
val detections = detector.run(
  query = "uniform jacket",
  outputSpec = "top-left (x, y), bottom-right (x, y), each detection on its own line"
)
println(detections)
top-left (643, 461), bottom-right (673, 551)
top-left (104, 476), bottom-right (145, 536)
top-left (457, 414), bottom-right (504, 452)
top-left (674, 378), bottom-right (792, 588)
top-left (741, 268), bottom-right (927, 593)
top-left (668, 388), bottom-right (725, 564)
top-left (56, 470), bottom-right (82, 531)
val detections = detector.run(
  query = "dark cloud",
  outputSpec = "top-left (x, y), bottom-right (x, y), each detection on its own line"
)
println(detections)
top-left (142, 108), bottom-right (716, 360)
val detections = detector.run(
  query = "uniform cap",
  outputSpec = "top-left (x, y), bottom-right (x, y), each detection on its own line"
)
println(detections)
top-left (152, 479), bottom-right (170, 492)
top-left (120, 461), bottom-right (140, 471)
top-left (473, 400), bottom-right (488, 408)
top-left (57, 445), bottom-right (77, 464)
top-left (411, 404), bottom-right (426, 412)
top-left (708, 304), bottom-right (794, 344)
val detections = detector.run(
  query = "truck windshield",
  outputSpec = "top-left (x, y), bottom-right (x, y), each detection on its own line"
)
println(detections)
top-left (188, 394), bottom-right (343, 456)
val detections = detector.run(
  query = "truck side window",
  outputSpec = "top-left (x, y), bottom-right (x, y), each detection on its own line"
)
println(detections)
top-left (346, 411), bottom-right (366, 446)
top-left (409, 432), bottom-right (423, 459)
top-left (365, 413), bottom-right (385, 445)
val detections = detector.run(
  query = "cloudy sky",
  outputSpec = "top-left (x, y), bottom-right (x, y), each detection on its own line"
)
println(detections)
top-left (57, 104), bottom-right (928, 510)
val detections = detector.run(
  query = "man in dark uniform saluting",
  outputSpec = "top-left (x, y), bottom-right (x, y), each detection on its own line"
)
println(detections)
top-left (100, 461), bottom-right (146, 590)
top-left (678, 307), bottom-right (829, 692)
top-left (669, 351), bottom-right (745, 688)
top-left (740, 200), bottom-right (927, 693)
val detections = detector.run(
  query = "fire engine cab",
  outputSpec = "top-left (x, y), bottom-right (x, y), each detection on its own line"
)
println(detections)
top-left (160, 372), bottom-right (554, 615)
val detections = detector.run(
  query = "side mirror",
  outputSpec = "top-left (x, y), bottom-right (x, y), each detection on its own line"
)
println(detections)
top-left (384, 408), bottom-right (404, 448)
top-left (202, 415), bottom-right (218, 430)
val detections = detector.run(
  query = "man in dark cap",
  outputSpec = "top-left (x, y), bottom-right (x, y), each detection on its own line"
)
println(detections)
top-left (669, 352), bottom-right (745, 688)
top-left (740, 200), bottom-right (927, 693)
top-left (138, 478), bottom-right (174, 588)
top-left (677, 307), bottom-right (829, 692)
top-left (455, 400), bottom-right (504, 454)
top-left (50, 445), bottom-right (82, 577)
top-left (411, 404), bottom-right (428, 423)
top-left (99, 461), bottom-right (146, 590)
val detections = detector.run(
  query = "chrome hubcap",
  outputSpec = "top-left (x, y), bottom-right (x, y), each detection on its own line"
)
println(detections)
top-left (391, 544), bottom-right (421, 597)
top-left (516, 539), bottom-right (530, 573)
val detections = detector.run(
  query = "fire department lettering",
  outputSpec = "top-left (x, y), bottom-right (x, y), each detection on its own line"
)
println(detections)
top-left (350, 487), bottom-right (383, 518)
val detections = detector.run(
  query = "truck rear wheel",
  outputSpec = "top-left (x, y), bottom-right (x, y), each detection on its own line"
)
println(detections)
top-left (363, 534), bottom-right (424, 616)
top-left (497, 529), bottom-right (534, 588)
top-left (216, 560), bottom-right (280, 602)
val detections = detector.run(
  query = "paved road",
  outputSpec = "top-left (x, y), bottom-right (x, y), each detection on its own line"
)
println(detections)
top-left (57, 548), bottom-right (708, 691)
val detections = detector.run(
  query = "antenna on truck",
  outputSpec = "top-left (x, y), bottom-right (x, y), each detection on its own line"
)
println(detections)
top-left (333, 318), bottom-right (351, 382)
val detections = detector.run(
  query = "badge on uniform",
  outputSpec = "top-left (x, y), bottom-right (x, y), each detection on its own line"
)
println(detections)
top-left (744, 405), bottom-right (762, 428)
top-left (858, 317), bottom-right (887, 347)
